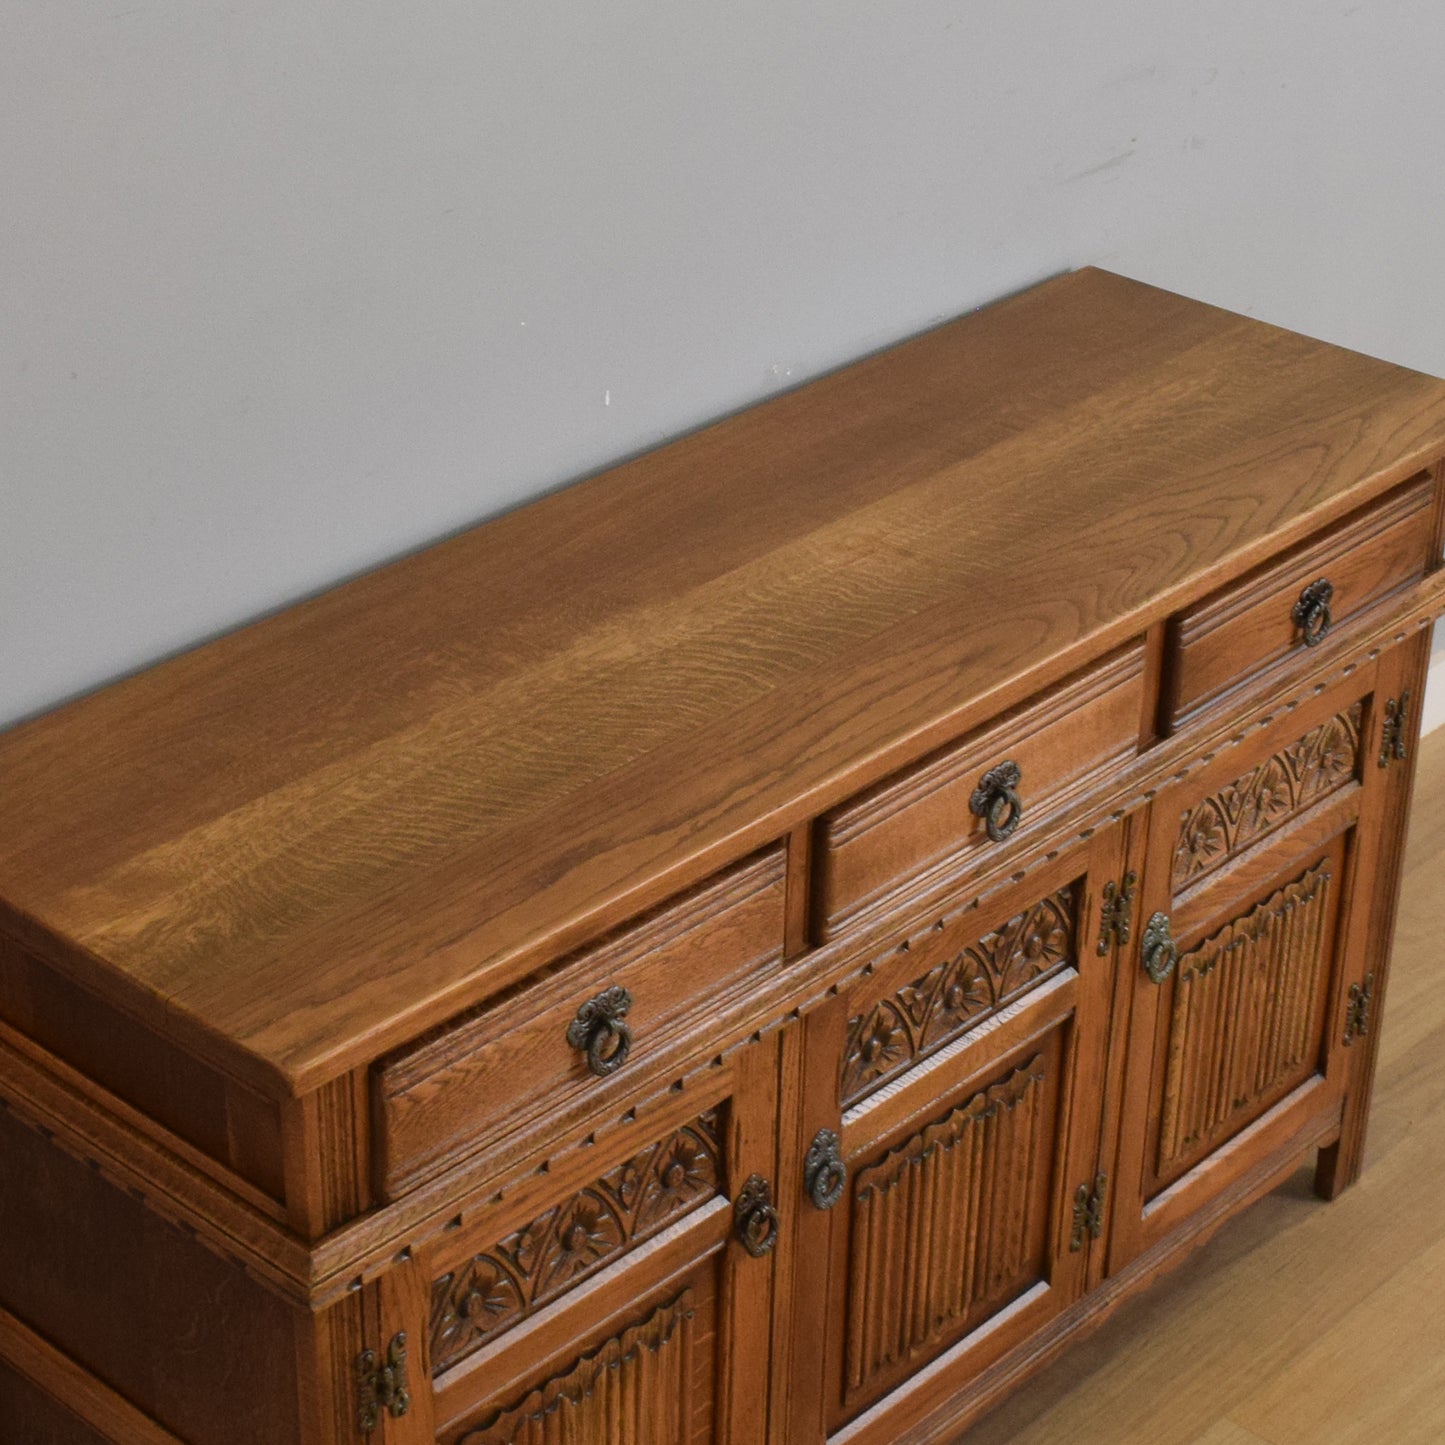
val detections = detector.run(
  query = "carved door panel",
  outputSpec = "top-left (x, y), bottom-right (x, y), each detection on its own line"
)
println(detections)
top-left (1109, 657), bottom-right (1407, 1270)
top-left (787, 829), bottom-right (1126, 1444)
top-left (420, 1031), bottom-right (783, 1445)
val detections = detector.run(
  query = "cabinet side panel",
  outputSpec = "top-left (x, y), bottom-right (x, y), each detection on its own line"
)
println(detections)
top-left (0, 1360), bottom-right (110, 1445)
top-left (0, 933), bottom-right (286, 1202)
top-left (0, 1105), bottom-right (301, 1445)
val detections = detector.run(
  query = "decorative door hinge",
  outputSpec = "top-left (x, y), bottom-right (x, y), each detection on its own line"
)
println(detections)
top-left (1379, 692), bottom-right (1411, 769)
top-left (356, 1333), bottom-right (411, 1435)
top-left (1070, 1174), bottom-right (1107, 1252)
top-left (1097, 871), bottom-right (1138, 955)
top-left (1344, 973), bottom-right (1375, 1045)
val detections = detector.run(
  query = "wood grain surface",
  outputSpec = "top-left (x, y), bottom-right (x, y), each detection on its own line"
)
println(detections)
top-left (3, 267), bottom-right (1445, 1097)
top-left (956, 724), bottom-right (1445, 1445)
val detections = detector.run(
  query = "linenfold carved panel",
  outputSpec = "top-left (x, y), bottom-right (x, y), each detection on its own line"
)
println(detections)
top-left (1173, 705), bottom-right (1362, 891)
top-left (432, 1114), bottom-right (721, 1375)
top-left (457, 1291), bottom-right (697, 1445)
top-left (1158, 861), bottom-right (1334, 1173)
top-left (845, 1056), bottom-right (1049, 1401)
top-left (842, 888), bottom-right (1077, 1106)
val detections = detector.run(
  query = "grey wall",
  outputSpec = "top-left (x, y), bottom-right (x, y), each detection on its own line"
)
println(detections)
top-left (5, 2), bottom-right (1445, 728)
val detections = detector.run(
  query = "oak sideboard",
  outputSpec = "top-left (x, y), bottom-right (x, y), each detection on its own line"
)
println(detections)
top-left (3, 267), bottom-right (1445, 1445)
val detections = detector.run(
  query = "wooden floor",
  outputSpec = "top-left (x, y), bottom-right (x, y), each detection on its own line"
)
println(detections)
top-left (964, 725), bottom-right (1445, 1445)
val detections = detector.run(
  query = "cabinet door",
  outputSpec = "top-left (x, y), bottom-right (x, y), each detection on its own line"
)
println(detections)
top-left (1109, 656), bottom-right (1405, 1269)
top-left (786, 829), bottom-right (1125, 1445)
top-left (422, 1033), bottom-right (783, 1445)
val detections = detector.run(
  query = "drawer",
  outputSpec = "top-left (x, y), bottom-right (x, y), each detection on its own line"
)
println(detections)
top-left (1164, 473), bottom-right (1434, 726)
top-left (374, 848), bottom-right (786, 1198)
top-left (813, 643), bottom-right (1145, 937)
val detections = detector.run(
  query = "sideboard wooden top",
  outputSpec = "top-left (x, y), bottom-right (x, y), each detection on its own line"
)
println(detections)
top-left (4, 267), bottom-right (1445, 1098)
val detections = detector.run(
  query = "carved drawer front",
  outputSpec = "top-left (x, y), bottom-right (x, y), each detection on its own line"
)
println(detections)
top-left (839, 878), bottom-right (1082, 1110)
top-left (375, 849), bottom-right (785, 1197)
top-left (428, 1111), bottom-right (726, 1382)
top-left (1164, 472), bottom-right (1432, 727)
top-left (814, 643), bottom-right (1144, 937)
top-left (1170, 701), bottom-right (1364, 895)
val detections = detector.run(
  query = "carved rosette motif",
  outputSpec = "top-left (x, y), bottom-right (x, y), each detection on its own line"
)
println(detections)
top-left (841, 887), bottom-right (1077, 1106)
top-left (1173, 704), bottom-right (1362, 891)
top-left (431, 1114), bottom-right (721, 1375)
top-left (458, 1291), bottom-right (696, 1445)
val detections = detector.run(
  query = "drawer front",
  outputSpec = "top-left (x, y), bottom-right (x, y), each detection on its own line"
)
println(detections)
top-left (814, 644), bottom-right (1145, 936)
top-left (375, 849), bottom-right (786, 1197)
top-left (1165, 473), bottom-right (1433, 726)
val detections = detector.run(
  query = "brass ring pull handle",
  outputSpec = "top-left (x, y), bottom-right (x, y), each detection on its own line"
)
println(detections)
top-left (734, 1175), bottom-right (781, 1257)
top-left (804, 1128), bottom-right (847, 1211)
top-left (566, 985), bottom-right (634, 1077)
top-left (1291, 578), bottom-right (1334, 647)
top-left (970, 760), bottom-right (1025, 843)
top-left (1141, 912), bottom-right (1179, 984)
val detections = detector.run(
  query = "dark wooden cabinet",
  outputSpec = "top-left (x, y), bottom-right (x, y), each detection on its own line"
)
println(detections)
top-left (2, 268), bottom-right (1444, 1443)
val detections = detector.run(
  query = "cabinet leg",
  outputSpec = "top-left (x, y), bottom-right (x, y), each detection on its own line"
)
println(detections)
top-left (1313, 1136), bottom-right (1353, 1201)
top-left (1314, 628), bottom-right (1431, 1204)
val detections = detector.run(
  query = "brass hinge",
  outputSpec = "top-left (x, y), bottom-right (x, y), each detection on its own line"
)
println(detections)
top-left (1097, 871), bottom-right (1138, 955)
top-left (356, 1333), bottom-right (411, 1435)
top-left (1344, 973), bottom-right (1375, 1046)
top-left (1069, 1173), bottom-right (1107, 1252)
top-left (1379, 692), bottom-right (1411, 769)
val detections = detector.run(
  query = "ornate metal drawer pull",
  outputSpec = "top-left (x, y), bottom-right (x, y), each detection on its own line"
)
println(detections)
top-left (804, 1128), bottom-right (846, 1210)
top-left (356, 1333), bottom-right (410, 1434)
top-left (970, 760), bottom-right (1025, 843)
top-left (1141, 912), bottom-right (1178, 984)
top-left (566, 985), bottom-right (634, 1077)
top-left (734, 1174), bottom-right (781, 1257)
top-left (1291, 577), bottom-right (1335, 647)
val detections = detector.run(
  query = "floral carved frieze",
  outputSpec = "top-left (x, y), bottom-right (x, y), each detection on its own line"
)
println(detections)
top-left (1173, 703), bottom-right (1362, 892)
top-left (841, 887), bottom-right (1077, 1107)
top-left (431, 1113), bottom-right (721, 1375)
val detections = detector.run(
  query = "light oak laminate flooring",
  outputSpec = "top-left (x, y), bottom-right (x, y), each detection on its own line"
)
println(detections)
top-left (962, 726), bottom-right (1445, 1445)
